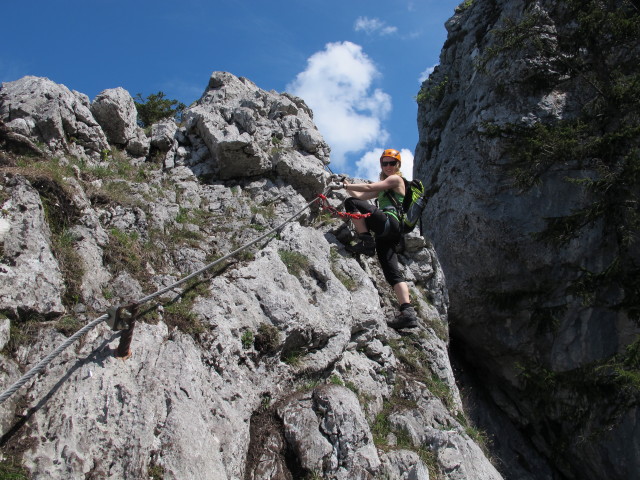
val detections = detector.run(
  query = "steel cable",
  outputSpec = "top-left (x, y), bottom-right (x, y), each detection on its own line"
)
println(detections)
top-left (0, 189), bottom-right (329, 404)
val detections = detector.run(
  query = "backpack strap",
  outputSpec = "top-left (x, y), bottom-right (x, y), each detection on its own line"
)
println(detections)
top-left (383, 187), bottom-right (406, 235)
top-left (401, 178), bottom-right (412, 212)
top-left (383, 190), bottom-right (404, 224)
top-left (384, 189), bottom-right (401, 210)
top-left (384, 177), bottom-right (409, 214)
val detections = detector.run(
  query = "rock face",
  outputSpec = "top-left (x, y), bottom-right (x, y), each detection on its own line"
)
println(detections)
top-left (91, 87), bottom-right (150, 157)
top-left (182, 72), bottom-right (330, 196)
top-left (0, 176), bottom-right (65, 317)
top-left (416, 1), bottom-right (640, 479)
top-left (0, 73), bottom-right (500, 479)
top-left (0, 76), bottom-right (109, 159)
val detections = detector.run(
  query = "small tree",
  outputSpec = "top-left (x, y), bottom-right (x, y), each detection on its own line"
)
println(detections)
top-left (134, 91), bottom-right (186, 127)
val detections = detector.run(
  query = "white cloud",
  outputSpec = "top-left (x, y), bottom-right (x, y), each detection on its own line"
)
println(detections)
top-left (355, 150), bottom-right (384, 181)
top-left (354, 17), bottom-right (398, 36)
top-left (419, 64), bottom-right (437, 83)
top-left (355, 148), bottom-right (414, 182)
top-left (287, 41), bottom-right (392, 170)
top-left (399, 149), bottom-right (414, 180)
top-left (401, 149), bottom-right (415, 180)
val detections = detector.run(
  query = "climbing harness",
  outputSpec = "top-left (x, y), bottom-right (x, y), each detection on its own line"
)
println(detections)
top-left (0, 186), bottom-right (333, 404)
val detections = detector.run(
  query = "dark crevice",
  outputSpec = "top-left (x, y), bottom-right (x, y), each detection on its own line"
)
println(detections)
top-left (244, 407), bottom-right (295, 480)
top-left (450, 333), bottom-right (561, 480)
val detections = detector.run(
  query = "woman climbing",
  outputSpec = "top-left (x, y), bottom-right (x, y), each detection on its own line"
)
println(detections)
top-left (334, 148), bottom-right (418, 330)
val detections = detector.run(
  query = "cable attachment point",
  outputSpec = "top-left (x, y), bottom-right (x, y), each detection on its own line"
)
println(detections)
top-left (106, 303), bottom-right (138, 331)
top-left (326, 175), bottom-right (347, 192)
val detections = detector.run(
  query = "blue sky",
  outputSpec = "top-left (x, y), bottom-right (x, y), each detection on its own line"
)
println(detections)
top-left (1, 0), bottom-right (459, 180)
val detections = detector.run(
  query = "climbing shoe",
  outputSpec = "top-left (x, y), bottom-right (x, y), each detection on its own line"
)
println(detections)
top-left (345, 233), bottom-right (376, 257)
top-left (387, 305), bottom-right (418, 330)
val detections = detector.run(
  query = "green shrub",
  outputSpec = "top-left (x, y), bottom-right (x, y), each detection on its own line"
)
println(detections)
top-left (416, 76), bottom-right (449, 104)
top-left (175, 207), bottom-right (189, 224)
top-left (4, 319), bottom-right (40, 355)
top-left (51, 228), bottom-right (84, 308)
top-left (455, 0), bottom-right (473, 13)
top-left (282, 348), bottom-right (303, 366)
top-left (105, 228), bottom-right (144, 276)
top-left (251, 203), bottom-right (276, 219)
top-left (148, 462), bottom-right (165, 480)
top-left (134, 91), bottom-right (185, 127)
top-left (389, 338), bottom-right (455, 410)
top-left (241, 330), bottom-right (254, 349)
top-left (371, 405), bottom-right (392, 445)
top-left (0, 458), bottom-right (29, 479)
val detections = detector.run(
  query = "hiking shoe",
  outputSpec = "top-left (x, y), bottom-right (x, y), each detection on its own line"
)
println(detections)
top-left (388, 306), bottom-right (418, 330)
top-left (345, 234), bottom-right (376, 257)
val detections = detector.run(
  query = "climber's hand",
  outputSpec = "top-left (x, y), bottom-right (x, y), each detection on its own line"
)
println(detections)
top-left (328, 182), bottom-right (343, 190)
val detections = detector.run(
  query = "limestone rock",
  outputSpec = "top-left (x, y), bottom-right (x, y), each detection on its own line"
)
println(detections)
top-left (0, 175), bottom-right (65, 316)
top-left (126, 129), bottom-right (151, 157)
top-left (183, 71), bottom-right (330, 183)
top-left (151, 119), bottom-right (178, 152)
top-left (416, 1), bottom-right (640, 479)
top-left (0, 73), bottom-right (495, 480)
top-left (0, 76), bottom-right (109, 159)
top-left (0, 317), bottom-right (10, 351)
top-left (274, 149), bottom-right (328, 199)
top-left (0, 117), bottom-right (45, 156)
top-left (91, 87), bottom-right (150, 156)
top-left (379, 450), bottom-right (429, 480)
top-left (278, 385), bottom-right (380, 479)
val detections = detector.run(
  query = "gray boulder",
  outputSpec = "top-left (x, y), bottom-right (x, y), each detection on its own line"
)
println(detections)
top-left (0, 76), bottom-right (109, 159)
top-left (274, 149), bottom-right (328, 199)
top-left (379, 450), bottom-right (429, 480)
top-left (150, 119), bottom-right (178, 152)
top-left (278, 385), bottom-right (380, 479)
top-left (183, 71), bottom-right (331, 185)
top-left (91, 87), bottom-right (150, 157)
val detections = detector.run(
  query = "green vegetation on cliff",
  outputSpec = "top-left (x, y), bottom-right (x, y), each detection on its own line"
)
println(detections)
top-left (480, 0), bottom-right (640, 323)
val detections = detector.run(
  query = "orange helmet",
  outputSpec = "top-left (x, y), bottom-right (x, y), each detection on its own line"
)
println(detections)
top-left (380, 148), bottom-right (401, 163)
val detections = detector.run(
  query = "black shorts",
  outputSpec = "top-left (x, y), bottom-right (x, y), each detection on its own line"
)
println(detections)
top-left (344, 197), bottom-right (405, 286)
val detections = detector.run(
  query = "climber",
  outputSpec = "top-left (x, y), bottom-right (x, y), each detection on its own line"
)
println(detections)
top-left (332, 148), bottom-right (418, 330)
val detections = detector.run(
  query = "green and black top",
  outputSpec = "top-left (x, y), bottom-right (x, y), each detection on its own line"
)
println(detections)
top-left (378, 190), bottom-right (404, 222)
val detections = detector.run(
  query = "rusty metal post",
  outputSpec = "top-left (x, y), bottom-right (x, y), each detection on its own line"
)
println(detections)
top-left (114, 304), bottom-right (138, 359)
top-left (116, 318), bottom-right (136, 359)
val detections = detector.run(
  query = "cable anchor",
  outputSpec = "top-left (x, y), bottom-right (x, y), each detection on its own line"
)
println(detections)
top-left (106, 303), bottom-right (138, 331)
